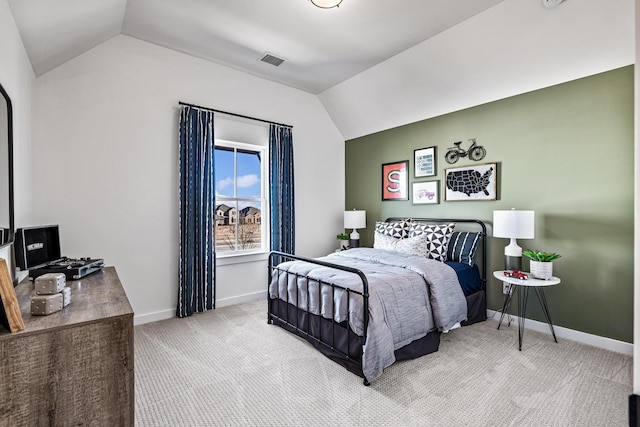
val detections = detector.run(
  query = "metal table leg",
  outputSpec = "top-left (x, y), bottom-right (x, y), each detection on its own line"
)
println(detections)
top-left (534, 287), bottom-right (558, 343)
top-left (518, 286), bottom-right (530, 351)
top-left (497, 283), bottom-right (514, 329)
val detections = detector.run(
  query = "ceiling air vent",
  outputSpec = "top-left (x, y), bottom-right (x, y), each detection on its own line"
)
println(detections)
top-left (260, 53), bottom-right (285, 67)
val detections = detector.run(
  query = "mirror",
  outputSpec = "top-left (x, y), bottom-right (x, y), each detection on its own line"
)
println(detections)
top-left (0, 82), bottom-right (14, 248)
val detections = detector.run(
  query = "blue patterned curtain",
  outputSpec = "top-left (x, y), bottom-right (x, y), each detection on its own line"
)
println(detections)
top-left (177, 106), bottom-right (215, 318)
top-left (269, 124), bottom-right (295, 256)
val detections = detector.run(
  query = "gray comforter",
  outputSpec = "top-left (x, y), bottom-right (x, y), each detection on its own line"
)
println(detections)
top-left (269, 247), bottom-right (468, 381)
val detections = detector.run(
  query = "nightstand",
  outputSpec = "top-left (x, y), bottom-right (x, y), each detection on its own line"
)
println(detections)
top-left (493, 270), bottom-right (561, 351)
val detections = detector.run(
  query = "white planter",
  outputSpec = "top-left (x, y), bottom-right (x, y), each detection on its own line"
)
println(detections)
top-left (530, 260), bottom-right (553, 280)
top-left (338, 239), bottom-right (349, 251)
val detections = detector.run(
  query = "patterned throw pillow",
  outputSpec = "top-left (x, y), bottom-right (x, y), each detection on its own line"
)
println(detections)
top-left (374, 220), bottom-right (410, 239)
top-left (373, 232), bottom-right (430, 258)
top-left (446, 232), bottom-right (481, 266)
top-left (373, 232), bottom-right (399, 251)
top-left (408, 222), bottom-right (456, 262)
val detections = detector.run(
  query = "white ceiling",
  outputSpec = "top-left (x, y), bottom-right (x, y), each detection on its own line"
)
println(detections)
top-left (8, 0), bottom-right (506, 94)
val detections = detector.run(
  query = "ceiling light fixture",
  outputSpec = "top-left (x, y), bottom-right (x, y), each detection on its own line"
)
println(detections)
top-left (542, 0), bottom-right (564, 9)
top-left (310, 0), bottom-right (343, 9)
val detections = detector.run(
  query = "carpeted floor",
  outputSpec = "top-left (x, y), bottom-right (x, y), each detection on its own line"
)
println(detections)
top-left (134, 300), bottom-right (631, 426)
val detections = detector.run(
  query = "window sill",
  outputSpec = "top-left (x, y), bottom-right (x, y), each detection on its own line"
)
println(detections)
top-left (216, 251), bottom-right (269, 266)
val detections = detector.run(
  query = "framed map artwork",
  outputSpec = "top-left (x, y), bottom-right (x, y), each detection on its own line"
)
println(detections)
top-left (382, 160), bottom-right (408, 201)
top-left (414, 146), bottom-right (436, 177)
top-left (444, 163), bottom-right (497, 201)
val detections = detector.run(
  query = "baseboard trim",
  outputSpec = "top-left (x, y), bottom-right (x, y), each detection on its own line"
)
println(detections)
top-left (486, 309), bottom-right (632, 356)
top-left (133, 291), bottom-right (267, 326)
top-left (216, 290), bottom-right (266, 308)
top-left (134, 308), bottom-right (175, 326)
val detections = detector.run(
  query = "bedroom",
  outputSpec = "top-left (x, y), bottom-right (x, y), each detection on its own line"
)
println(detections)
top-left (0, 0), bottom-right (637, 425)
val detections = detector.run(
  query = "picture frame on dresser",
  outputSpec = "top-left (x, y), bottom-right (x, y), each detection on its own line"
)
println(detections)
top-left (0, 258), bottom-right (24, 333)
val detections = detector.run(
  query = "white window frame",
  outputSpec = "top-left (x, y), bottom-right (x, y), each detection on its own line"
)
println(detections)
top-left (214, 139), bottom-right (269, 262)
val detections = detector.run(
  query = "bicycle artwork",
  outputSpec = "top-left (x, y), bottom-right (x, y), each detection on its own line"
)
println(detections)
top-left (445, 138), bottom-right (486, 164)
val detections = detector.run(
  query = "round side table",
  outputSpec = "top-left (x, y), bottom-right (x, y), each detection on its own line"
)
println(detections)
top-left (493, 270), bottom-right (560, 351)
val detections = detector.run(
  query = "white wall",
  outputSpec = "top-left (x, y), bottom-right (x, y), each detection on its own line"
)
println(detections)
top-left (320, 0), bottom-right (635, 140)
top-left (33, 35), bottom-right (345, 323)
top-left (0, 0), bottom-right (34, 276)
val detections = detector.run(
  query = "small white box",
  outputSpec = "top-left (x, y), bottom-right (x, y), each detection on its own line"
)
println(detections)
top-left (35, 273), bottom-right (66, 295)
top-left (31, 293), bottom-right (63, 316)
top-left (61, 287), bottom-right (71, 307)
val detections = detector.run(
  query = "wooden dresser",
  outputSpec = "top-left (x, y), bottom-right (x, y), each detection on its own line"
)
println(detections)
top-left (0, 267), bottom-right (134, 426)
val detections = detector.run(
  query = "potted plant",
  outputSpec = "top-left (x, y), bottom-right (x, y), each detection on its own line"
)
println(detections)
top-left (337, 233), bottom-right (349, 250)
top-left (523, 249), bottom-right (561, 280)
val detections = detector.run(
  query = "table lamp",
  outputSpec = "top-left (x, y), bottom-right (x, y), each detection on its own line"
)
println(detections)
top-left (344, 210), bottom-right (366, 248)
top-left (493, 209), bottom-right (535, 271)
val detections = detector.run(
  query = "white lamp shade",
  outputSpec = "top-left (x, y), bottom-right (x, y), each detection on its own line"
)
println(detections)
top-left (493, 210), bottom-right (535, 239)
top-left (344, 210), bottom-right (366, 229)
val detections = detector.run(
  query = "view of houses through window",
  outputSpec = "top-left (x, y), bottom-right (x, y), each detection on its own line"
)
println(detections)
top-left (214, 140), bottom-right (267, 254)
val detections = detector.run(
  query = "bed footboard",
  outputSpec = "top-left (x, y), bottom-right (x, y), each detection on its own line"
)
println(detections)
top-left (267, 251), bottom-right (371, 385)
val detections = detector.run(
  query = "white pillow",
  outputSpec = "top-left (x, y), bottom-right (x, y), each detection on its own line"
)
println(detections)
top-left (373, 231), bottom-right (398, 251)
top-left (373, 232), bottom-right (430, 258)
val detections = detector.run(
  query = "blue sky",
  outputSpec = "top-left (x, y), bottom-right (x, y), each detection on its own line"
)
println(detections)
top-left (215, 148), bottom-right (262, 206)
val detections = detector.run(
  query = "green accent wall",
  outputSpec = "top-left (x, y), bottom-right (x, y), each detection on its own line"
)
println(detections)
top-left (345, 66), bottom-right (634, 343)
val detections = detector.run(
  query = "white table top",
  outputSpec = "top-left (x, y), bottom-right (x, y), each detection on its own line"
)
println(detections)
top-left (493, 270), bottom-right (560, 287)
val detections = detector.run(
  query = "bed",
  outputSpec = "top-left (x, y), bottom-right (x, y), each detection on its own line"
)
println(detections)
top-left (267, 217), bottom-right (487, 385)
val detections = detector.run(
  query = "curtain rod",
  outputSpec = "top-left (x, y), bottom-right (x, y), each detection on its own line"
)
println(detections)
top-left (179, 101), bottom-right (292, 129)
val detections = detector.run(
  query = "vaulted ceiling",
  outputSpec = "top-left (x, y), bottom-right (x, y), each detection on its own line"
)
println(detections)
top-left (8, 0), bottom-right (505, 94)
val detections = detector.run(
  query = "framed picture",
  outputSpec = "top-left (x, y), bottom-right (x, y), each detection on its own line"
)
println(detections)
top-left (444, 162), bottom-right (497, 201)
top-left (382, 160), bottom-right (408, 201)
top-left (412, 181), bottom-right (439, 205)
top-left (0, 258), bottom-right (24, 333)
top-left (414, 146), bottom-right (436, 177)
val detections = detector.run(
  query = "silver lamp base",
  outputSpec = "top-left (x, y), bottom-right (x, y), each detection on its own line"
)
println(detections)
top-left (504, 255), bottom-right (522, 271)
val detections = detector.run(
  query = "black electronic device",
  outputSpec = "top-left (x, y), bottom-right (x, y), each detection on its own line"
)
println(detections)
top-left (15, 225), bottom-right (104, 280)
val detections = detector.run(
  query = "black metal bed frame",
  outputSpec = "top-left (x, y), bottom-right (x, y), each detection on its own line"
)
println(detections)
top-left (268, 251), bottom-right (371, 381)
top-left (267, 218), bottom-right (487, 385)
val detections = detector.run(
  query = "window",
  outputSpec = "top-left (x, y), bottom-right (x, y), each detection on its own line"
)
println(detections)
top-left (214, 140), bottom-right (268, 256)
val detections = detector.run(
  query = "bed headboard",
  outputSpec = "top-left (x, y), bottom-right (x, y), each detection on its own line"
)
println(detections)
top-left (385, 217), bottom-right (488, 289)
